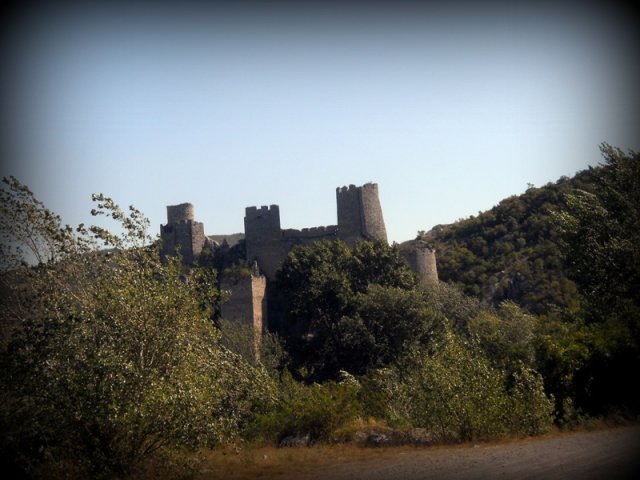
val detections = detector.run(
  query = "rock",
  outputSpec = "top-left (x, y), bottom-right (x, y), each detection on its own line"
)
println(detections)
top-left (366, 433), bottom-right (391, 446)
top-left (353, 431), bottom-right (369, 443)
top-left (278, 433), bottom-right (311, 447)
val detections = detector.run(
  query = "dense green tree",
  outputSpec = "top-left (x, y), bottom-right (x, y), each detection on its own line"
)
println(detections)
top-left (274, 240), bottom-right (422, 381)
top-left (0, 181), bottom-right (277, 478)
top-left (554, 144), bottom-right (640, 414)
top-left (556, 144), bottom-right (639, 321)
top-left (426, 172), bottom-right (593, 314)
top-left (533, 312), bottom-right (593, 421)
top-left (469, 301), bottom-right (537, 371)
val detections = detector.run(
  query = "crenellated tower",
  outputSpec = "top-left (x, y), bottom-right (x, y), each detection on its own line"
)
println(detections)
top-left (244, 205), bottom-right (286, 279)
top-left (336, 183), bottom-right (387, 245)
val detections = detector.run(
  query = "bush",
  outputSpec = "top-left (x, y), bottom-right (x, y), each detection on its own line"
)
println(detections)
top-left (400, 330), bottom-right (509, 442)
top-left (247, 372), bottom-right (363, 444)
top-left (506, 363), bottom-right (554, 435)
top-left (367, 328), bottom-right (554, 442)
top-left (0, 188), bottom-right (278, 478)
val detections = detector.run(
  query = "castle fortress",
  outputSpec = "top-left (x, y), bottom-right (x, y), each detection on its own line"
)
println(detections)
top-left (160, 183), bottom-right (437, 334)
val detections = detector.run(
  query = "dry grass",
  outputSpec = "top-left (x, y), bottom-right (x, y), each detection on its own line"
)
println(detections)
top-left (135, 418), bottom-right (635, 480)
top-left (194, 443), bottom-right (413, 480)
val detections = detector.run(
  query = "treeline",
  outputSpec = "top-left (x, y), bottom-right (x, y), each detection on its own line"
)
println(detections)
top-left (0, 144), bottom-right (638, 479)
top-left (425, 169), bottom-right (596, 315)
top-left (426, 143), bottom-right (639, 415)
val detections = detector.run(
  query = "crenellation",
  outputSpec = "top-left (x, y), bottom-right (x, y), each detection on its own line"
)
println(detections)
top-left (336, 184), bottom-right (359, 194)
top-left (282, 225), bottom-right (338, 239)
top-left (244, 204), bottom-right (283, 279)
top-left (161, 184), bottom-right (430, 283)
top-left (245, 204), bottom-right (280, 221)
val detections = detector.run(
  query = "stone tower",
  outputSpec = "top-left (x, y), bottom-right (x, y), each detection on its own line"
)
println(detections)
top-left (160, 203), bottom-right (206, 264)
top-left (244, 205), bottom-right (286, 280)
top-left (400, 240), bottom-right (439, 285)
top-left (336, 183), bottom-right (387, 245)
top-left (219, 263), bottom-right (268, 360)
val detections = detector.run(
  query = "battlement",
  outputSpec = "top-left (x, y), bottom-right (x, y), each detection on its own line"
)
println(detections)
top-left (245, 205), bottom-right (280, 220)
top-left (360, 182), bottom-right (379, 192)
top-left (161, 182), bottom-right (422, 281)
top-left (336, 182), bottom-right (379, 194)
top-left (245, 205), bottom-right (281, 231)
top-left (336, 184), bottom-right (358, 193)
top-left (283, 225), bottom-right (338, 239)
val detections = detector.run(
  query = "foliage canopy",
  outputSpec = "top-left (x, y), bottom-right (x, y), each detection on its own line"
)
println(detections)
top-left (0, 180), bottom-right (277, 478)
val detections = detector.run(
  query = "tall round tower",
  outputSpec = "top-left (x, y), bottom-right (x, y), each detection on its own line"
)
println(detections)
top-left (400, 240), bottom-right (438, 285)
top-left (359, 183), bottom-right (387, 243)
top-left (167, 203), bottom-right (195, 224)
top-left (336, 183), bottom-right (387, 245)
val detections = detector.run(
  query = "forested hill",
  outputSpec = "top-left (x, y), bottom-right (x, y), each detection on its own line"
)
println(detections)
top-left (414, 168), bottom-right (598, 315)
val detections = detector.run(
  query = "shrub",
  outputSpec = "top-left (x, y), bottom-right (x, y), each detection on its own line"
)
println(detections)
top-left (399, 330), bottom-right (509, 442)
top-left (247, 373), bottom-right (363, 443)
top-left (377, 328), bottom-right (554, 442)
top-left (0, 189), bottom-right (278, 478)
top-left (506, 363), bottom-right (554, 435)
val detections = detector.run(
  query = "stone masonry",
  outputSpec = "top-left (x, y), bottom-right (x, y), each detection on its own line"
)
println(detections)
top-left (160, 203), bottom-right (208, 265)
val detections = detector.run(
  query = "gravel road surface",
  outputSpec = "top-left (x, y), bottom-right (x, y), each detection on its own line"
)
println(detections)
top-left (279, 426), bottom-right (640, 480)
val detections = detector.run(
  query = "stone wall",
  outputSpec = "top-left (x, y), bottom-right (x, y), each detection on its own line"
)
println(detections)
top-left (282, 225), bottom-right (338, 252)
top-left (161, 184), bottom-right (438, 340)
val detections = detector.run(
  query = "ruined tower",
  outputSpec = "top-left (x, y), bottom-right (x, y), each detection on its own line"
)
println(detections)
top-left (160, 203), bottom-right (206, 264)
top-left (219, 263), bottom-right (268, 360)
top-left (336, 183), bottom-right (387, 245)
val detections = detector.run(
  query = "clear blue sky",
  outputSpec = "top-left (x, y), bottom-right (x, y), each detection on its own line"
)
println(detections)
top-left (2, 1), bottom-right (638, 243)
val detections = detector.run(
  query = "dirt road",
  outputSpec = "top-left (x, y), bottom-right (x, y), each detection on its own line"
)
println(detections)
top-left (272, 426), bottom-right (640, 480)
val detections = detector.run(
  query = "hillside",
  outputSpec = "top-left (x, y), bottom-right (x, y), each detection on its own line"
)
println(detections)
top-left (414, 168), bottom-right (598, 315)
